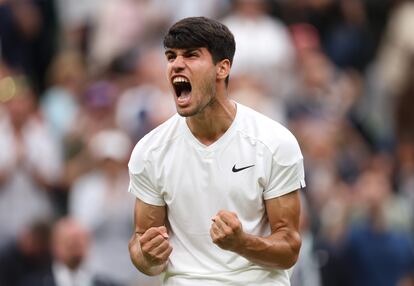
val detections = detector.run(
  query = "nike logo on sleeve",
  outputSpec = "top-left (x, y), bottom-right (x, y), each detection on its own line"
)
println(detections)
top-left (232, 164), bottom-right (255, 172)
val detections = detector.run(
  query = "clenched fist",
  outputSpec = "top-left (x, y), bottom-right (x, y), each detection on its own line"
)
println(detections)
top-left (139, 226), bottom-right (172, 267)
top-left (210, 210), bottom-right (245, 252)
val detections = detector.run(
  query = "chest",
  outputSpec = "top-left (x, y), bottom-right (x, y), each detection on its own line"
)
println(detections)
top-left (154, 138), bottom-right (272, 221)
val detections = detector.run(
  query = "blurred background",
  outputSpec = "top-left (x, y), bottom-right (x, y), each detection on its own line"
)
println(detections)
top-left (0, 0), bottom-right (414, 285)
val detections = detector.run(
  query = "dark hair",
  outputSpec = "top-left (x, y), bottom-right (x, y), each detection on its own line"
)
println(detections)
top-left (163, 17), bottom-right (236, 66)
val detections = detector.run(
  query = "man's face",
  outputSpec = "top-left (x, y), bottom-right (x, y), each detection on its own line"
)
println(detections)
top-left (53, 222), bottom-right (89, 270)
top-left (165, 47), bottom-right (217, 117)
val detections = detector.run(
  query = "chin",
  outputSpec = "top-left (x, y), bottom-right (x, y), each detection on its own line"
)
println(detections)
top-left (176, 105), bottom-right (197, 117)
top-left (177, 109), bottom-right (195, 117)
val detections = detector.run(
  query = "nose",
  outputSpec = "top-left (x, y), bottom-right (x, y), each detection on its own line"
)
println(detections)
top-left (171, 55), bottom-right (185, 72)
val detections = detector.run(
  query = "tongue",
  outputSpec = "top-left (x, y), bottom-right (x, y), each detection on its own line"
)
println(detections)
top-left (177, 90), bottom-right (191, 105)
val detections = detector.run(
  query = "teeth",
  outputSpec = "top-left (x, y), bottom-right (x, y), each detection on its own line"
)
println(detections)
top-left (173, 76), bottom-right (189, 84)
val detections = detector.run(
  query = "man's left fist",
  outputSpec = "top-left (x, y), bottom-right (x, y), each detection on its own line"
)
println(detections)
top-left (210, 210), bottom-right (245, 251)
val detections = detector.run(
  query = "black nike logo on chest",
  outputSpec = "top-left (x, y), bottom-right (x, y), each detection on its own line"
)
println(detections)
top-left (232, 164), bottom-right (255, 172)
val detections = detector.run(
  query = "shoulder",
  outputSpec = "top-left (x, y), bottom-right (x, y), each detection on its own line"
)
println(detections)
top-left (17, 268), bottom-right (55, 286)
top-left (129, 114), bottom-right (181, 172)
top-left (236, 103), bottom-right (303, 165)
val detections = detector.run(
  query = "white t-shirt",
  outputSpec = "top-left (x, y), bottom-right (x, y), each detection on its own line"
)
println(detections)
top-left (128, 103), bottom-right (305, 286)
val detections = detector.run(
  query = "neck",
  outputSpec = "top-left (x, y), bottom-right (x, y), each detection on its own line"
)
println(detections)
top-left (186, 96), bottom-right (236, 146)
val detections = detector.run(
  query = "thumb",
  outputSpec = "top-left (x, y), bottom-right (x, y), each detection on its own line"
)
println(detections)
top-left (157, 226), bottom-right (169, 239)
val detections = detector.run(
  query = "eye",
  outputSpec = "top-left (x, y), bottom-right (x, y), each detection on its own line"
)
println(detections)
top-left (184, 50), bottom-right (199, 59)
top-left (189, 52), bottom-right (199, 58)
top-left (166, 54), bottom-right (176, 62)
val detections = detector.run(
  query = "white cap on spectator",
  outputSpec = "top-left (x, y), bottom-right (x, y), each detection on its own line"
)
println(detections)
top-left (89, 129), bottom-right (132, 162)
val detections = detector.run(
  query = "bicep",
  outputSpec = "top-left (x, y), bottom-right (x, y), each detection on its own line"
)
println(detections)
top-left (265, 190), bottom-right (301, 234)
top-left (134, 198), bottom-right (167, 234)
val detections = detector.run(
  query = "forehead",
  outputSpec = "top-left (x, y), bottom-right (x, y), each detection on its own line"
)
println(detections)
top-left (164, 47), bottom-right (210, 55)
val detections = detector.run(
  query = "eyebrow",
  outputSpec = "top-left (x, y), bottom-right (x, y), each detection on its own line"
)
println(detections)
top-left (165, 49), bottom-right (175, 56)
top-left (164, 48), bottom-right (201, 56)
top-left (185, 48), bottom-right (200, 53)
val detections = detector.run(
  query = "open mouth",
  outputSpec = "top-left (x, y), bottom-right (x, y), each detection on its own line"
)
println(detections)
top-left (172, 76), bottom-right (192, 98)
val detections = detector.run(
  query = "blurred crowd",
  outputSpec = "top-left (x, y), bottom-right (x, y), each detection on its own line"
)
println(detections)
top-left (0, 0), bottom-right (414, 285)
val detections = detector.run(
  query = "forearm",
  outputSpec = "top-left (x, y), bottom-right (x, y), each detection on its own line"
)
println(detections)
top-left (236, 229), bottom-right (301, 269)
top-left (128, 234), bottom-right (167, 276)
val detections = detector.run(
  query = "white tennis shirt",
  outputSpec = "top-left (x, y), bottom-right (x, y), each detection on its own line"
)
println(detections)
top-left (128, 103), bottom-right (305, 286)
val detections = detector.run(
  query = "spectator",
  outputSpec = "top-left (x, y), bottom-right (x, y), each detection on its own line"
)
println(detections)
top-left (40, 50), bottom-right (86, 142)
top-left (288, 23), bottom-right (360, 122)
top-left (0, 220), bottom-right (51, 286)
top-left (21, 217), bottom-right (121, 286)
top-left (0, 76), bottom-right (62, 246)
top-left (115, 47), bottom-right (175, 141)
top-left (222, 0), bottom-right (296, 97)
top-left (62, 80), bottom-right (118, 187)
top-left (0, 0), bottom-right (57, 93)
top-left (340, 168), bottom-right (414, 286)
top-left (229, 75), bottom-right (286, 123)
top-left (69, 129), bottom-right (156, 286)
top-left (88, 0), bottom-right (169, 74)
top-left (324, 0), bottom-right (373, 71)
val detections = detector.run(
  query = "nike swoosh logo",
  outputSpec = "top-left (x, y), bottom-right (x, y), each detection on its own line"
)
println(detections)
top-left (232, 164), bottom-right (255, 172)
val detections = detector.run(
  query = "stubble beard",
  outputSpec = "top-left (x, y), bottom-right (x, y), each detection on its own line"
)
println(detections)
top-left (177, 74), bottom-right (217, 118)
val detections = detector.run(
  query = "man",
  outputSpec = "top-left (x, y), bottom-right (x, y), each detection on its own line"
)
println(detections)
top-left (0, 221), bottom-right (51, 286)
top-left (20, 217), bottom-right (121, 286)
top-left (128, 17), bottom-right (305, 286)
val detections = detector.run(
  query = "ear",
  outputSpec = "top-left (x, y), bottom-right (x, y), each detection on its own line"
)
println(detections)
top-left (216, 59), bottom-right (231, 81)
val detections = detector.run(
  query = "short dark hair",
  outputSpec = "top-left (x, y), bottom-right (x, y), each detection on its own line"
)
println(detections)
top-left (163, 17), bottom-right (236, 66)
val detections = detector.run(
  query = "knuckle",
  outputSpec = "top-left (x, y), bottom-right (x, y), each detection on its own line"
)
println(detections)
top-left (155, 254), bottom-right (164, 262)
top-left (160, 240), bottom-right (169, 250)
top-left (141, 244), bottom-right (150, 253)
top-left (230, 221), bottom-right (240, 230)
top-left (230, 223), bottom-right (238, 231)
top-left (138, 237), bottom-right (145, 245)
top-left (161, 249), bottom-right (170, 259)
top-left (224, 229), bottom-right (233, 236)
top-left (165, 245), bottom-right (173, 255)
top-left (147, 227), bottom-right (157, 234)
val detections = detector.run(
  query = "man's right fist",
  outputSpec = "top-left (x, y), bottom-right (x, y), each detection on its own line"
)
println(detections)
top-left (139, 226), bottom-right (172, 267)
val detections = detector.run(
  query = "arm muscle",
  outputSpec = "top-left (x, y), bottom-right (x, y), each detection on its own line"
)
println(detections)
top-left (239, 190), bottom-right (302, 269)
top-left (128, 198), bottom-right (169, 275)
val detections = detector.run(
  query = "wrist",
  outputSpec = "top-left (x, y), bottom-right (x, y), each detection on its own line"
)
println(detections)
top-left (232, 231), bottom-right (250, 255)
top-left (137, 260), bottom-right (166, 276)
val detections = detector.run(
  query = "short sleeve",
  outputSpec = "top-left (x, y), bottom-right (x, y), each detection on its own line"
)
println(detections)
top-left (128, 151), bottom-right (165, 206)
top-left (263, 132), bottom-right (306, 200)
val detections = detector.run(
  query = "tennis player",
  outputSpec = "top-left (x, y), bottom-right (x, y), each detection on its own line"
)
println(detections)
top-left (128, 16), bottom-right (306, 286)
